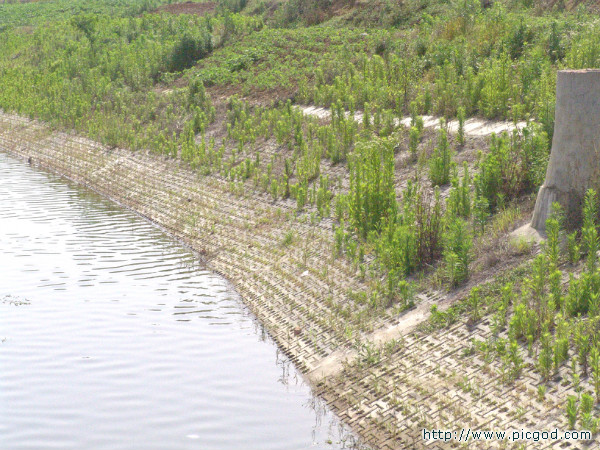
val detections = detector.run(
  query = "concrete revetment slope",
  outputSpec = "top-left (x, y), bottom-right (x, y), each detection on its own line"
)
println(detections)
top-left (1, 111), bottom-right (596, 450)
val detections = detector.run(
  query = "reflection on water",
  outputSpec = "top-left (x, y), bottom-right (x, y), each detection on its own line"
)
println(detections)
top-left (0, 152), bottom-right (364, 450)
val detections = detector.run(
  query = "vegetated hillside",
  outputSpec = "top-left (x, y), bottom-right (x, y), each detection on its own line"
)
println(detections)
top-left (151, 1), bottom-right (217, 16)
top-left (2, 0), bottom-right (600, 446)
top-left (0, 0), bottom-right (165, 28)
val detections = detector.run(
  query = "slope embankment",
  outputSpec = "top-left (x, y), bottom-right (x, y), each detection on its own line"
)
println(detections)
top-left (0, 111), bottom-right (360, 374)
top-left (0, 111), bottom-right (591, 450)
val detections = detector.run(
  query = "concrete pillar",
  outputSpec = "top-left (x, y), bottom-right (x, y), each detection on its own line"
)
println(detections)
top-left (531, 69), bottom-right (600, 231)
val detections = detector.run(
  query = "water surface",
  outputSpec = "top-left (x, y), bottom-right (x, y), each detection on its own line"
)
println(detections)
top-left (0, 152), bottom-right (361, 450)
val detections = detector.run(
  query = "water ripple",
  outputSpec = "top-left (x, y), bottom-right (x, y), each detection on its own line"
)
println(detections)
top-left (0, 153), bottom-right (362, 450)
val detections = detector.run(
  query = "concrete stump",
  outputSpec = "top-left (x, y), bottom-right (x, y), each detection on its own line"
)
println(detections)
top-left (531, 69), bottom-right (600, 231)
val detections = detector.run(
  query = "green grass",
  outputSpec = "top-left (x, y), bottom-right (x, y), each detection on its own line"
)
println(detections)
top-left (0, 0), bottom-right (169, 29)
top-left (193, 26), bottom-right (388, 97)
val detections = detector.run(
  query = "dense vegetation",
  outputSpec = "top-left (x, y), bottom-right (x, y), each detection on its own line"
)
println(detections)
top-left (3, 0), bottom-right (600, 433)
top-left (0, 0), bottom-right (167, 29)
top-left (0, 0), bottom-right (592, 318)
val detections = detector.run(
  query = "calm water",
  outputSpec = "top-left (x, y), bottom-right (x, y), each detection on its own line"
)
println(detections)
top-left (0, 152), bottom-right (361, 450)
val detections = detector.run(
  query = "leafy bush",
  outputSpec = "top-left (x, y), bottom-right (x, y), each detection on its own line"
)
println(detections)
top-left (429, 126), bottom-right (453, 186)
top-left (447, 163), bottom-right (471, 219)
top-left (474, 128), bottom-right (548, 213)
top-left (348, 138), bottom-right (396, 238)
top-left (168, 32), bottom-right (213, 73)
top-left (444, 218), bottom-right (472, 287)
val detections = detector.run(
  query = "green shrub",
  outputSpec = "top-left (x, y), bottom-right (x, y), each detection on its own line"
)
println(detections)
top-left (409, 126), bottom-right (420, 159)
top-left (168, 32), bottom-right (213, 73)
top-left (567, 395), bottom-right (578, 429)
top-left (348, 138), bottom-right (396, 238)
top-left (473, 195), bottom-right (489, 235)
top-left (502, 338), bottom-right (523, 382)
top-left (374, 183), bottom-right (444, 276)
top-left (538, 332), bottom-right (553, 381)
top-left (583, 189), bottom-right (599, 265)
top-left (474, 128), bottom-right (548, 213)
top-left (457, 106), bottom-right (466, 146)
top-left (467, 287), bottom-right (482, 323)
top-left (580, 392), bottom-right (595, 430)
top-left (429, 126), bottom-right (453, 186)
top-left (444, 218), bottom-right (472, 287)
top-left (592, 346), bottom-right (600, 402)
top-left (447, 163), bottom-right (471, 218)
top-left (545, 203), bottom-right (563, 269)
top-left (568, 231), bottom-right (581, 264)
